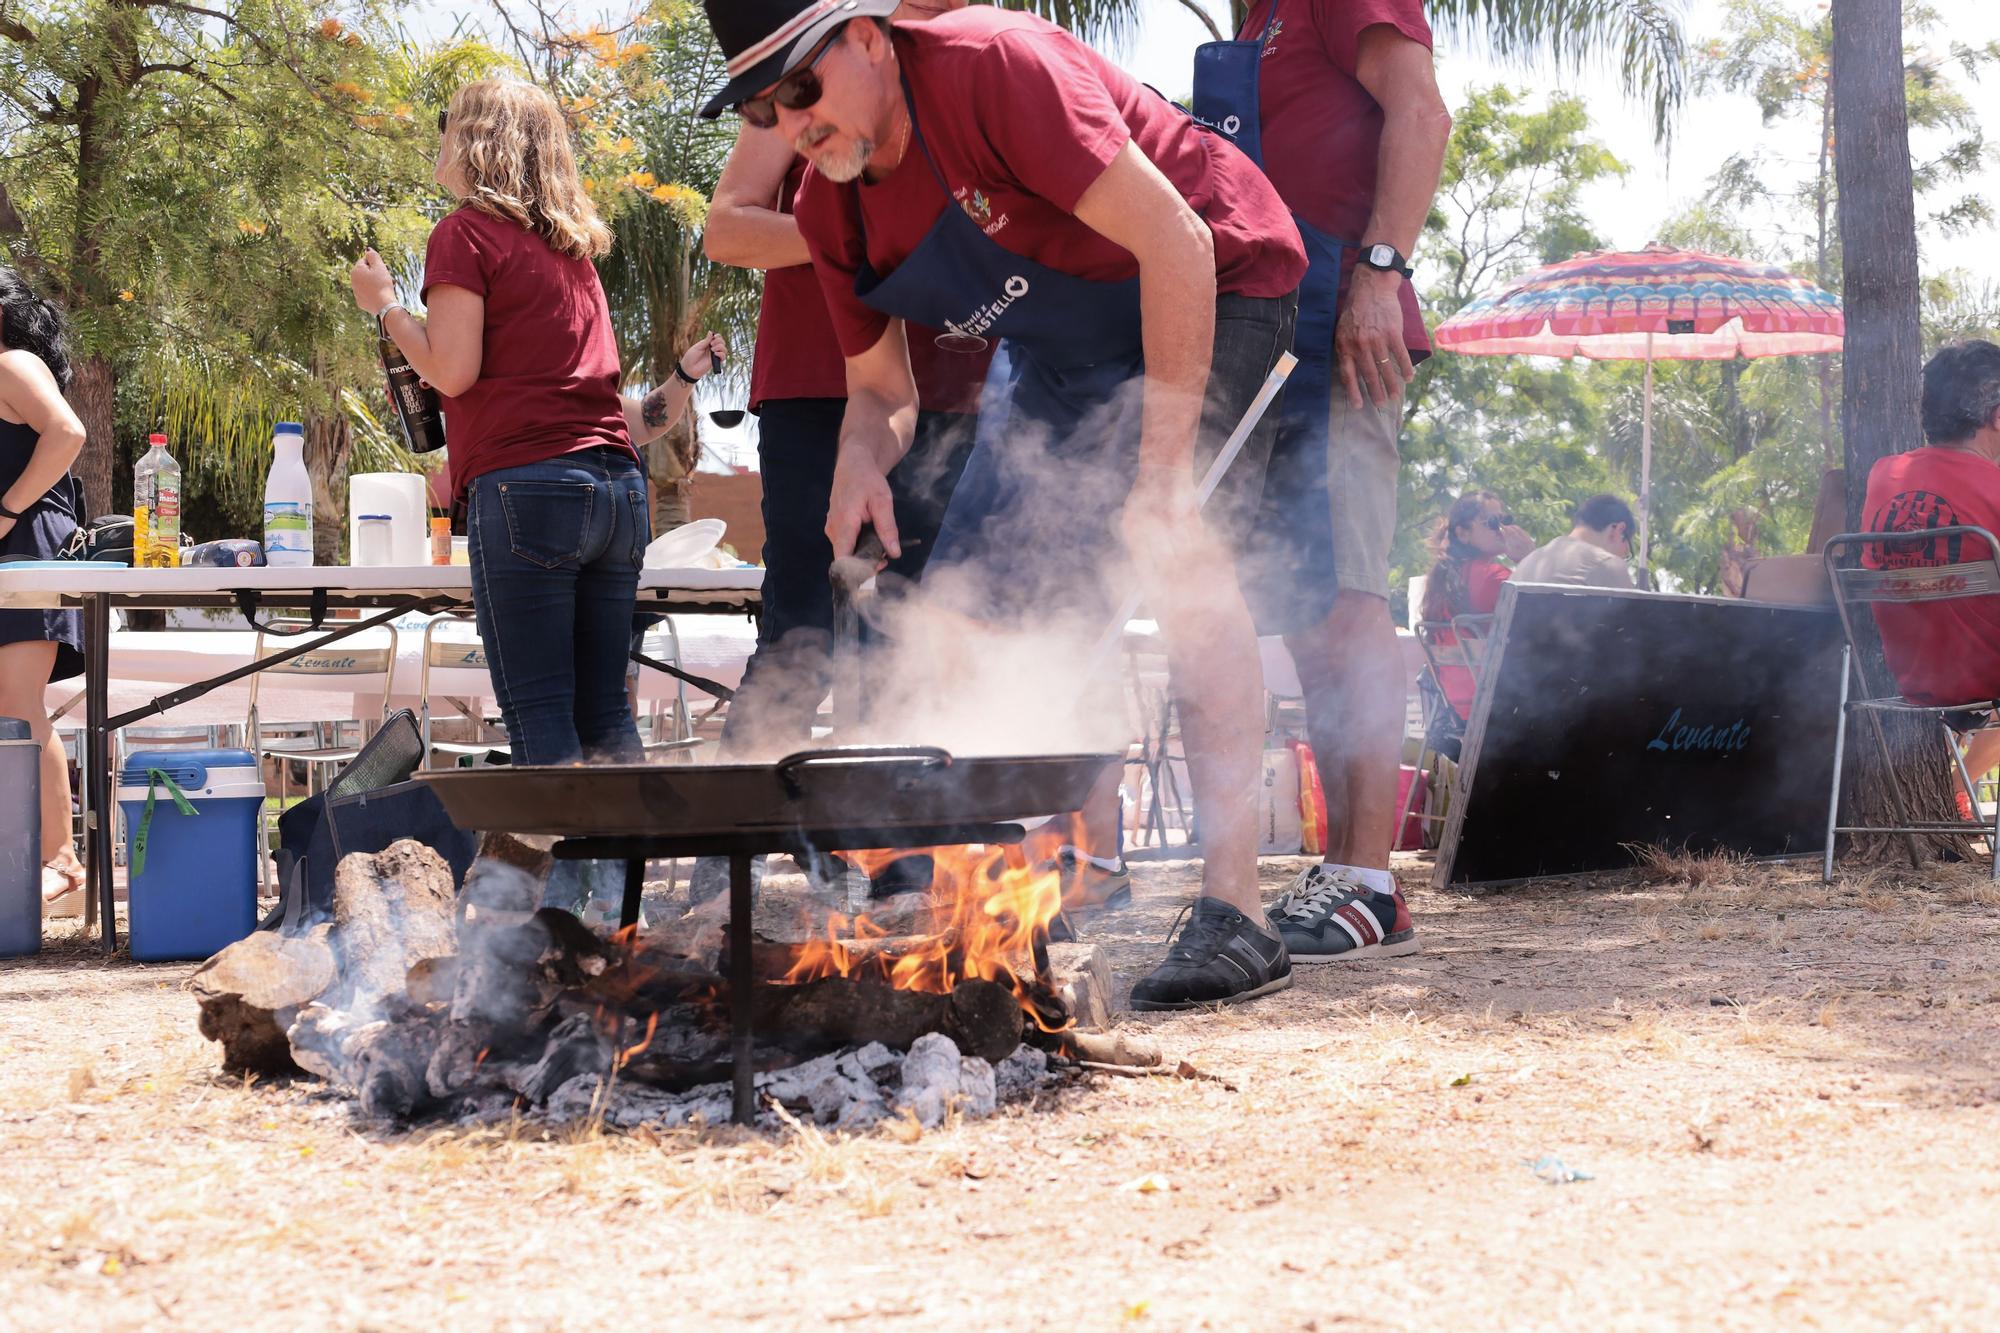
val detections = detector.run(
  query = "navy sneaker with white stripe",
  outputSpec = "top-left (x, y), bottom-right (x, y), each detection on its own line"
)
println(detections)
top-left (1129, 897), bottom-right (1293, 1011)
top-left (1266, 866), bottom-right (1418, 962)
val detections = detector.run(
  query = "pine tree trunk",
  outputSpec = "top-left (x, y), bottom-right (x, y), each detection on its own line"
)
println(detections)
top-left (1829, 0), bottom-right (1967, 863)
top-left (305, 410), bottom-right (351, 566)
top-left (69, 354), bottom-right (116, 519)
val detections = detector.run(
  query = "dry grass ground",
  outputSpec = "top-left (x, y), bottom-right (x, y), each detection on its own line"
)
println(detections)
top-left (7, 853), bottom-right (2000, 1330)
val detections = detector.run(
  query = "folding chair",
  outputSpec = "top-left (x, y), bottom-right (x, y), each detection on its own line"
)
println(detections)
top-left (1394, 613), bottom-right (1495, 847)
top-left (635, 616), bottom-right (704, 762)
top-left (418, 612), bottom-right (509, 768)
top-left (1821, 526), bottom-right (2000, 881)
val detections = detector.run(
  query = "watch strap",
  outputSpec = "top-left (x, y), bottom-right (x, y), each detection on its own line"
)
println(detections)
top-left (1360, 244), bottom-right (1414, 279)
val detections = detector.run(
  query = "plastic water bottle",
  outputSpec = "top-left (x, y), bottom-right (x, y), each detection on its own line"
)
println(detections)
top-left (133, 432), bottom-right (182, 569)
top-left (263, 421), bottom-right (314, 566)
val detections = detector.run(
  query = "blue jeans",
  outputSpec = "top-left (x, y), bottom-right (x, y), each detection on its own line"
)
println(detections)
top-left (467, 447), bottom-right (650, 767)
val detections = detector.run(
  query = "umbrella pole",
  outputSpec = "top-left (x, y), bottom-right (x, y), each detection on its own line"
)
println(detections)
top-left (1640, 333), bottom-right (1655, 587)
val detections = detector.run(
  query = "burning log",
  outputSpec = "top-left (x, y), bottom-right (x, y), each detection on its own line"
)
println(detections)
top-left (190, 927), bottom-right (336, 1074)
top-left (757, 975), bottom-right (1023, 1065)
top-left (1042, 942), bottom-right (1114, 1033)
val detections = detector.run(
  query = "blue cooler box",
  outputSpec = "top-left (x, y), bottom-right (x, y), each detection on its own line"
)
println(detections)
top-left (116, 748), bottom-right (263, 961)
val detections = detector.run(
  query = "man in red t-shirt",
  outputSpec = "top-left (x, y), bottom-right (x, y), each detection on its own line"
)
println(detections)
top-left (1862, 339), bottom-right (2000, 791)
top-left (696, 0), bottom-right (987, 905)
top-left (1192, 0), bottom-right (1450, 964)
top-left (699, 1), bottom-right (1308, 1010)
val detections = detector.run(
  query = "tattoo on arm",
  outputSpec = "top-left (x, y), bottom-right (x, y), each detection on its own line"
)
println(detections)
top-left (641, 385), bottom-right (673, 429)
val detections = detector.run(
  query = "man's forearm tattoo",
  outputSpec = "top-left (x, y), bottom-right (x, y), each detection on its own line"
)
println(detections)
top-left (641, 385), bottom-right (674, 429)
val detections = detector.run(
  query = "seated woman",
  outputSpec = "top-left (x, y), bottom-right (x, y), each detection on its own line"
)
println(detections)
top-left (1419, 490), bottom-right (1533, 718)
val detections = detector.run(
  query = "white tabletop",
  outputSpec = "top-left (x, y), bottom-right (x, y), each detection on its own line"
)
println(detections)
top-left (0, 563), bottom-right (763, 609)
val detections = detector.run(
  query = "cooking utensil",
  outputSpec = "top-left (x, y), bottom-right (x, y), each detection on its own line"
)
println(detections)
top-left (706, 347), bottom-right (747, 430)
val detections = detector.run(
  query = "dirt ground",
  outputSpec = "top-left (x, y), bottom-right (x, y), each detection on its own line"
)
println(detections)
top-left (7, 852), bottom-right (2000, 1330)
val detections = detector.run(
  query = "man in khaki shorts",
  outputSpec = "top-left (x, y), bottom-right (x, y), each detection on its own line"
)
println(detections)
top-left (1199, 0), bottom-right (1451, 959)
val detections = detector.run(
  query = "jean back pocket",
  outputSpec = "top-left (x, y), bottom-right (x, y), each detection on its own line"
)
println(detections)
top-left (499, 480), bottom-right (595, 570)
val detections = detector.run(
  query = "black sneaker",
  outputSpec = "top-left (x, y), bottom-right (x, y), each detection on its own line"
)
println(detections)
top-left (1128, 897), bottom-right (1293, 1011)
top-left (1265, 865), bottom-right (1418, 962)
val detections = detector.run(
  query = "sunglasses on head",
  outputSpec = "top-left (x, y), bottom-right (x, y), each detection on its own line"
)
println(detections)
top-left (736, 25), bottom-right (845, 130)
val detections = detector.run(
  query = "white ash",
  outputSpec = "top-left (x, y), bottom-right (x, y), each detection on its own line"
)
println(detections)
top-left (536, 1038), bottom-right (1058, 1133)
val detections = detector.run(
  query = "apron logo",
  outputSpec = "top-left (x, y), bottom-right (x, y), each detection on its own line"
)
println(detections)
top-left (954, 186), bottom-right (1010, 237)
top-left (945, 275), bottom-right (1032, 346)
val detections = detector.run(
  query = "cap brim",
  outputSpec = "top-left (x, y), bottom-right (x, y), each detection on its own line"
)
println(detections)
top-left (697, 0), bottom-right (900, 120)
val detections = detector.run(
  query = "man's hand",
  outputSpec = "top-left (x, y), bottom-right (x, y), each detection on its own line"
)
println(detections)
top-left (1336, 266), bottom-right (1415, 409)
top-left (826, 449), bottom-right (900, 559)
top-left (1118, 463), bottom-right (1208, 584)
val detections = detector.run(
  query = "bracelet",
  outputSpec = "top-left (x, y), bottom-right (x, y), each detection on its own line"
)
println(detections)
top-left (671, 361), bottom-right (700, 386)
top-left (374, 299), bottom-right (405, 327)
top-left (0, 498), bottom-right (20, 522)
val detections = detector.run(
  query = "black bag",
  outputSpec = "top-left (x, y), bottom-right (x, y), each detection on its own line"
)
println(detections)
top-left (58, 514), bottom-right (136, 565)
top-left (267, 710), bottom-right (477, 929)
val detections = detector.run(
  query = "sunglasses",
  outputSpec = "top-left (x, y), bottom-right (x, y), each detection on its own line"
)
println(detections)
top-left (1482, 514), bottom-right (1515, 531)
top-left (737, 26), bottom-right (844, 130)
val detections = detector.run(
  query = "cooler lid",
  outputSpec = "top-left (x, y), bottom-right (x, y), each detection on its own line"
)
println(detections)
top-left (0, 716), bottom-right (31, 744)
top-left (118, 747), bottom-right (260, 793)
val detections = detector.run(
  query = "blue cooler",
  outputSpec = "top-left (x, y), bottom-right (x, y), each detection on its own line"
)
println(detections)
top-left (116, 748), bottom-right (263, 961)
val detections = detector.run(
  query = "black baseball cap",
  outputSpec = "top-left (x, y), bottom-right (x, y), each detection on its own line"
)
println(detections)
top-left (698, 0), bottom-right (900, 121)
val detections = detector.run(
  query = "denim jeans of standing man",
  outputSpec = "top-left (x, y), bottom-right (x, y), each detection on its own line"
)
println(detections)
top-left (467, 446), bottom-right (651, 910)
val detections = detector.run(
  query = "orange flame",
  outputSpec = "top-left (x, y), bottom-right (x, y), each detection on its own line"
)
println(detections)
top-left (781, 837), bottom-right (1083, 1032)
top-left (617, 1011), bottom-right (659, 1067)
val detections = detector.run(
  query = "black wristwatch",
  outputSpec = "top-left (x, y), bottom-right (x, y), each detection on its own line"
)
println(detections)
top-left (1358, 243), bottom-right (1414, 279)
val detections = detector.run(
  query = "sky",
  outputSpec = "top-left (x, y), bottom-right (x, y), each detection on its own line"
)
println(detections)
top-left (417, 0), bottom-right (2000, 468)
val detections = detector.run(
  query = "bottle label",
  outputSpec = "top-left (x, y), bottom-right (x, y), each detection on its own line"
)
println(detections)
top-left (264, 500), bottom-right (313, 555)
top-left (151, 483), bottom-right (181, 567)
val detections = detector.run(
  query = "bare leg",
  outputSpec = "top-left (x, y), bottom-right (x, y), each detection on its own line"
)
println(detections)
top-left (1963, 727), bottom-right (2000, 800)
top-left (1286, 590), bottom-right (1405, 870)
top-left (0, 641), bottom-right (80, 896)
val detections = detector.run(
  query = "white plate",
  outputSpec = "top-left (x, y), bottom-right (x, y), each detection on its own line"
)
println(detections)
top-left (643, 518), bottom-right (726, 569)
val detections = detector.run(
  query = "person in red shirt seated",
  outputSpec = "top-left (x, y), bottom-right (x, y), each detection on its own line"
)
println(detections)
top-left (1861, 338), bottom-right (2000, 801)
top-left (1418, 489), bottom-right (1533, 716)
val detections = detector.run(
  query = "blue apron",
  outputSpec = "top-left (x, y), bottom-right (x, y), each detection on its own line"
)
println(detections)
top-left (1192, 0), bottom-right (1345, 631)
top-left (852, 80), bottom-right (1148, 618)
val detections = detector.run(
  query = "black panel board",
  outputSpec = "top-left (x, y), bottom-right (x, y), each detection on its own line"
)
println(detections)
top-left (1435, 584), bottom-right (1846, 889)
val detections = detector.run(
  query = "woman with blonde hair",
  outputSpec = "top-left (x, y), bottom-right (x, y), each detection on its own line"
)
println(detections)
top-left (351, 78), bottom-right (722, 775)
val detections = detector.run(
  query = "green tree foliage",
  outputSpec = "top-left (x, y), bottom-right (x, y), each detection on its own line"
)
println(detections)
top-left (1393, 86), bottom-right (1628, 614)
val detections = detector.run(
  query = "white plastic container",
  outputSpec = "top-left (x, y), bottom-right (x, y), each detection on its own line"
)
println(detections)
top-left (263, 421), bottom-right (314, 566)
top-left (348, 472), bottom-right (428, 567)
top-left (354, 514), bottom-right (394, 567)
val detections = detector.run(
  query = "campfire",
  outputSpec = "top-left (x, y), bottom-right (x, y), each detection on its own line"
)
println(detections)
top-left (192, 834), bottom-right (1144, 1132)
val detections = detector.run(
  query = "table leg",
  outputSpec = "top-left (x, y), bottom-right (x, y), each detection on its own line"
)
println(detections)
top-left (729, 851), bottom-right (754, 1125)
top-left (84, 592), bottom-right (115, 954)
top-left (620, 857), bottom-right (644, 932)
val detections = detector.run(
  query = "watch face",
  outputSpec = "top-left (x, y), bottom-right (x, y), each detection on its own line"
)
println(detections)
top-left (1368, 245), bottom-right (1397, 268)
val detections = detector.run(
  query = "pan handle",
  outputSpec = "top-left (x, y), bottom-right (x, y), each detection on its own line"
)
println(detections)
top-left (776, 745), bottom-right (953, 796)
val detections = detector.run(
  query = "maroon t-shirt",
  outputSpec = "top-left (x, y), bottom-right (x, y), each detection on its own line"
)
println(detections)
top-left (421, 207), bottom-right (634, 501)
top-left (1862, 447), bottom-right (2000, 706)
top-left (752, 158), bottom-right (989, 415)
top-left (1239, 0), bottom-right (1432, 355)
top-left (796, 9), bottom-right (1308, 359)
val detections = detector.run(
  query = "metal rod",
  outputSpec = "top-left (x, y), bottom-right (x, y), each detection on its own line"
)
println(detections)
top-left (85, 592), bottom-right (115, 952)
top-left (1639, 334), bottom-right (1654, 587)
top-left (620, 857), bottom-right (645, 932)
top-left (1089, 351), bottom-right (1299, 668)
top-left (1824, 644), bottom-right (1850, 883)
top-left (729, 851), bottom-right (755, 1126)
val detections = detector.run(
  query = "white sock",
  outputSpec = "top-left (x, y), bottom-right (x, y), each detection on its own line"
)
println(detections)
top-left (1323, 863), bottom-right (1395, 896)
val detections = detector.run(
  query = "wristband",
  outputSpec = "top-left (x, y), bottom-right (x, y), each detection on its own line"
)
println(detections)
top-left (373, 299), bottom-right (405, 326)
top-left (672, 361), bottom-right (700, 386)
top-left (0, 498), bottom-right (20, 522)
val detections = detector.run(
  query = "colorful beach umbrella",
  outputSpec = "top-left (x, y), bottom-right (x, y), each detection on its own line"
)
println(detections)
top-left (1433, 243), bottom-right (1845, 580)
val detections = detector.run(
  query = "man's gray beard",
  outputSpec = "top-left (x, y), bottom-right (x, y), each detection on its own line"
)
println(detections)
top-left (802, 133), bottom-right (875, 183)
